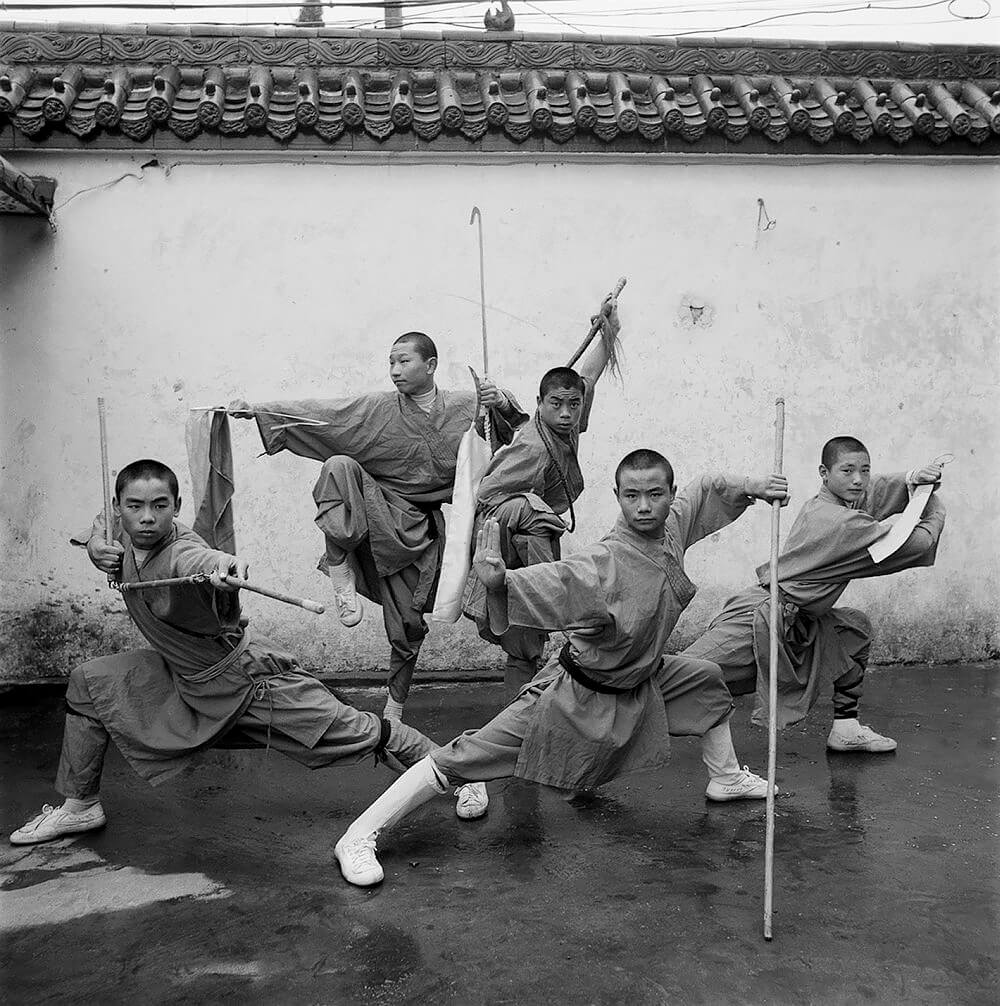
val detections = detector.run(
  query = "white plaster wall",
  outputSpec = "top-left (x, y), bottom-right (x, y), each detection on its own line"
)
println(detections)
top-left (2, 152), bottom-right (998, 682)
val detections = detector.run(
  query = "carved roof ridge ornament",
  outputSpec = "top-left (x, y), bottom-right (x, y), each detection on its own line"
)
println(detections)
top-left (0, 152), bottom-right (55, 217)
top-left (0, 24), bottom-right (997, 153)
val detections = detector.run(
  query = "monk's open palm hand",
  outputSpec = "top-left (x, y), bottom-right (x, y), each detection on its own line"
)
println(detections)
top-left (473, 518), bottom-right (507, 591)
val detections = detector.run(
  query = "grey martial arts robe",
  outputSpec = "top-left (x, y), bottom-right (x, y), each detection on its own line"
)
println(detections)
top-left (67, 520), bottom-right (389, 787)
top-left (251, 387), bottom-right (526, 701)
top-left (684, 474), bottom-right (947, 728)
top-left (432, 475), bottom-right (752, 791)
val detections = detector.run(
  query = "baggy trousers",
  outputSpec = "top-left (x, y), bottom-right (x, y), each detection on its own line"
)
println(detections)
top-left (430, 654), bottom-right (733, 787)
top-left (467, 498), bottom-right (565, 702)
top-left (313, 455), bottom-right (438, 703)
top-left (55, 663), bottom-right (436, 799)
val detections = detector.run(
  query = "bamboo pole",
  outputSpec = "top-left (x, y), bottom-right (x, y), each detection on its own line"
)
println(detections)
top-left (763, 396), bottom-right (786, 941)
top-left (97, 397), bottom-right (118, 587)
top-left (469, 205), bottom-right (493, 454)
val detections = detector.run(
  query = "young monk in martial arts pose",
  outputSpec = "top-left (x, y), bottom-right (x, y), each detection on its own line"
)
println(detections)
top-left (683, 436), bottom-right (946, 751)
top-left (9, 460), bottom-right (482, 846)
top-left (463, 300), bottom-right (621, 700)
top-left (229, 333), bottom-right (526, 728)
top-left (334, 450), bottom-right (789, 887)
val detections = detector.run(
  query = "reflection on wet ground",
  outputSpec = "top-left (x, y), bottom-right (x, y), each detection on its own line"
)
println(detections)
top-left (1, 663), bottom-right (997, 1004)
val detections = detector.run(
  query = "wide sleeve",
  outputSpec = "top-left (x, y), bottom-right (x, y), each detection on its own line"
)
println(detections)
top-left (486, 549), bottom-right (612, 635)
top-left (168, 537), bottom-right (235, 579)
top-left (480, 388), bottom-right (529, 447)
top-left (856, 491), bottom-right (946, 577)
top-left (476, 435), bottom-right (547, 510)
top-left (70, 511), bottom-right (107, 548)
top-left (666, 473), bottom-right (754, 552)
top-left (251, 394), bottom-right (392, 463)
top-left (767, 493), bottom-right (946, 585)
top-left (863, 473), bottom-right (911, 520)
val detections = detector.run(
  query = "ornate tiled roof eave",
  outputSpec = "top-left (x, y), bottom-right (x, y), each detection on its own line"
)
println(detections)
top-left (0, 23), bottom-right (998, 153)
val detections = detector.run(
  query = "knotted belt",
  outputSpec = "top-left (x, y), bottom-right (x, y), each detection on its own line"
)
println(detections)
top-left (558, 643), bottom-right (660, 696)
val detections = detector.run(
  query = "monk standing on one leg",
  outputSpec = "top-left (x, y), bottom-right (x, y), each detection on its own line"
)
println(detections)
top-left (683, 436), bottom-right (947, 750)
top-left (334, 450), bottom-right (789, 888)
top-left (229, 333), bottom-right (526, 729)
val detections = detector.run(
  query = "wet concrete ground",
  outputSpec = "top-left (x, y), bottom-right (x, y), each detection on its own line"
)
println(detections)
top-left (1, 663), bottom-right (997, 1006)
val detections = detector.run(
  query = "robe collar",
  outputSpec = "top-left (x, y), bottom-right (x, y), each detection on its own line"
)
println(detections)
top-left (604, 515), bottom-right (698, 605)
top-left (124, 523), bottom-right (179, 576)
top-left (818, 485), bottom-right (864, 510)
top-left (397, 385), bottom-right (443, 420)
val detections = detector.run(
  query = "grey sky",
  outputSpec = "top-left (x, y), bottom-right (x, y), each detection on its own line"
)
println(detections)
top-left (4, 0), bottom-right (997, 44)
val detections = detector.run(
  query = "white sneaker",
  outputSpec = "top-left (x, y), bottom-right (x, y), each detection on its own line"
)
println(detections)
top-left (827, 723), bottom-right (897, 753)
top-left (334, 832), bottom-right (384, 887)
top-left (10, 803), bottom-right (107, 845)
top-left (327, 563), bottom-right (363, 628)
top-left (706, 767), bottom-right (773, 803)
top-left (455, 782), bottom-right (489, 820)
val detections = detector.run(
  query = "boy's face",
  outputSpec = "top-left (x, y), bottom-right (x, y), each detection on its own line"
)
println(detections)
top-left (615, 466), bottom-right (675, 538)
top-left (389, 342), bottom-right (436, 397)
top-left (537, 384), bottom-right (584, 436)
top-left (114, 476), bottom-right (180, 548)
top-left (820, 450), bottom-right (871, 504)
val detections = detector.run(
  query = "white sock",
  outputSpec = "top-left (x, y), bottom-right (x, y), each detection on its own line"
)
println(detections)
top-left (342, 755), bottom-right (448, 843)
top-left (62, 797), bottom-right (99, 813)
top-left (327, 560), bottom-right (356, 592)
top-left (383, 698), bottom-right (404, 720)
top-left (831, 718), bottom-right (860, 736)
top-left (701, 720), bottom-right (743, 783)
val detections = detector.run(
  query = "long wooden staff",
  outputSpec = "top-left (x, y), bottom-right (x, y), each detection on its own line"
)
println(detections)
top-left (763, 396), bottom-right (786, 941)
top-left (469, 205), bottom-right (493, 455)
top-left (120, 574), bottom-right (325, 615)
top-left (566, 276), bottom-right (628, 367)
top-left (97, 397), bottom-right (118, 587)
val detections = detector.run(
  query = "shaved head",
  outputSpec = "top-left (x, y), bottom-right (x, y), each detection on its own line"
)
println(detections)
top-left (821, 436), bottom-right (869, 469)
top-left (615, 449), bottom-right (674, 490)
top-left (392, 332), bottom-right (438, 362)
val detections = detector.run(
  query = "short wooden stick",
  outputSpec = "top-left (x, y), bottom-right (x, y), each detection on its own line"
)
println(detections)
top-left (764, 396), bottom-right (786, 941)
top-left (221, 575), bottom-right (326, 615)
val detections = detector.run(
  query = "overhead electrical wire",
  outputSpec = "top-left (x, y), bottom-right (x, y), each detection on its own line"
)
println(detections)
top-left (1, 0), bottom-right (989, 37)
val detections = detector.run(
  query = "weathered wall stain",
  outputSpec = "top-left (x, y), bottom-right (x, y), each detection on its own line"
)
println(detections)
top-left (1, 154), bottom-right (997, 683)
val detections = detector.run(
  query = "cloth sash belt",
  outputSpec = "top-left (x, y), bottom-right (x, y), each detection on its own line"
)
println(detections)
top-left (756, 585), bottom-right (801, 629)
top-left (178, 633), bottom-right (251, 684)
top-left (558, 643), bottom-right (659, 695)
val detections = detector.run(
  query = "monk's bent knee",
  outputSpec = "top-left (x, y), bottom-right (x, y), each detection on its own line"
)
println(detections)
top-left (319, 454), bottom-right (365, 481)
top-left (65, 663), bottom-right (93, 713)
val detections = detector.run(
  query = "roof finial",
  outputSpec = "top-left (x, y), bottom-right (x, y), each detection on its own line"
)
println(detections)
top-left (295, 1), bottom-right (323, 26)
top-left (484, 0), bottom-right (516, 32)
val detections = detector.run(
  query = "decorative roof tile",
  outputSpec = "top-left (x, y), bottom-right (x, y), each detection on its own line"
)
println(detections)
top-left (0, 23), bottom-right (997, 153)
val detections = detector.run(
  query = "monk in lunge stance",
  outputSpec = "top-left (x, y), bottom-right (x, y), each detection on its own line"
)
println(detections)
top-left (9, 460), bottom-right (480, 846)
top-left (335, 450), bottom-right (789, 887)
top-left (230, 333), bottom-right (526, 733)
top-left (683, 436), bottom-right (946, 752)
top-left (464, 299), bottom-right (621, 700)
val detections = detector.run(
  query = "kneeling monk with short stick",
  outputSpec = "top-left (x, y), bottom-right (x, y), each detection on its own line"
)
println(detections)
top-left (334, 451), bottom-right (788, 887)
top-left (10, 459), bottom-right (480, 846)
